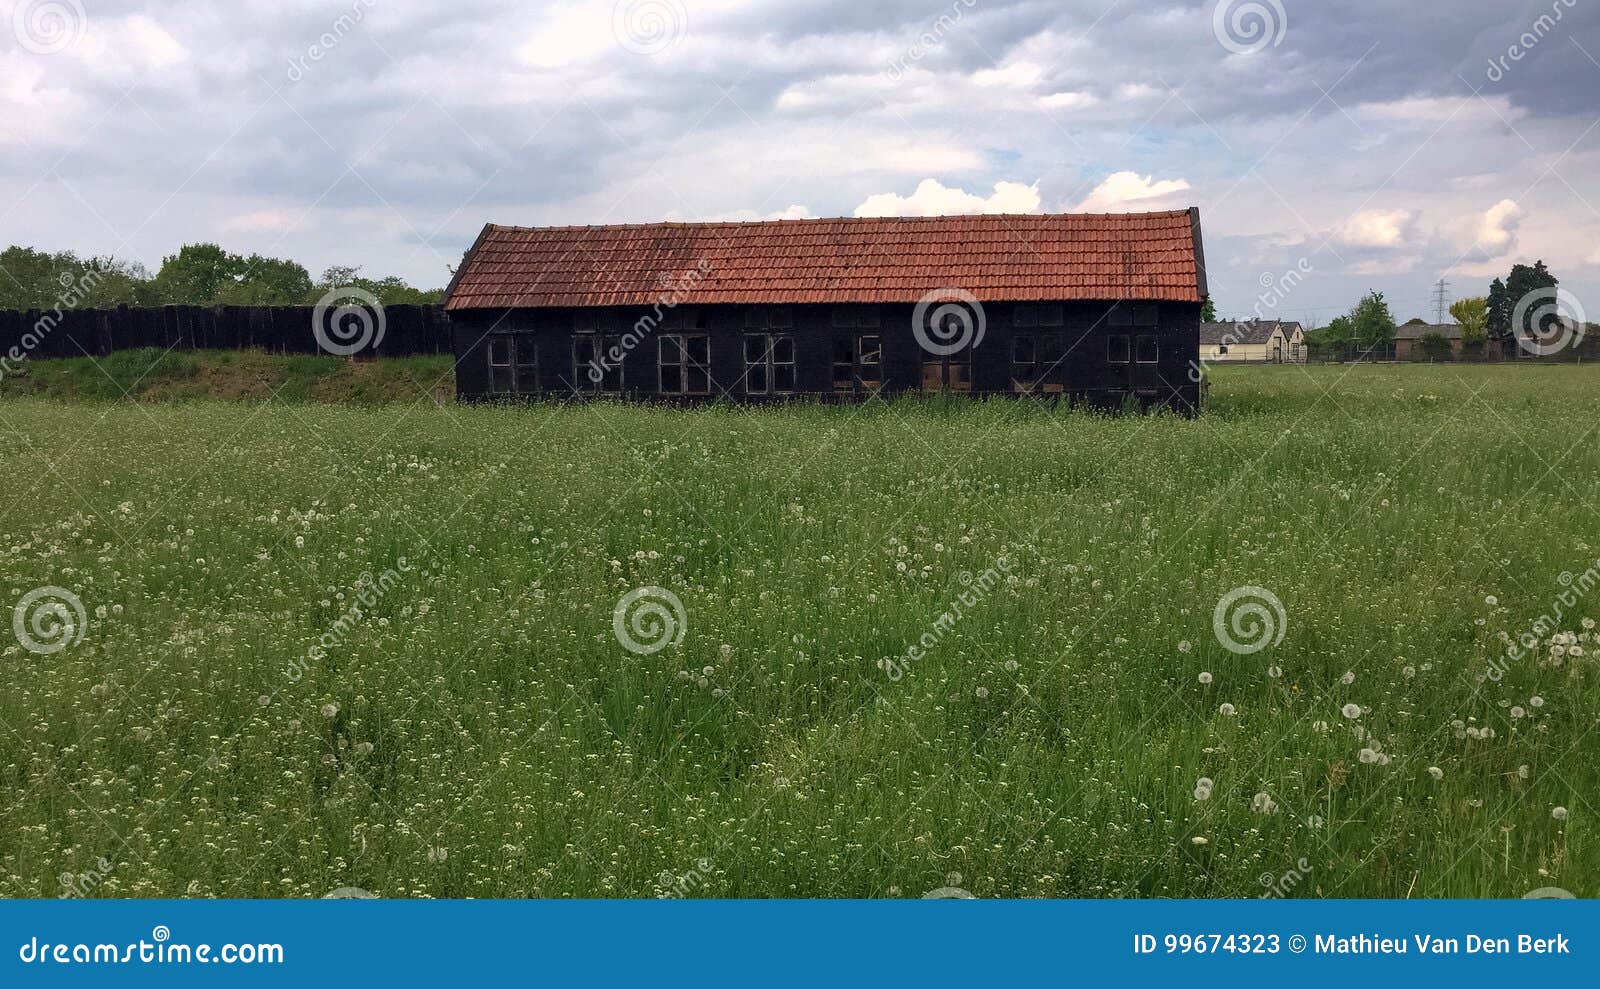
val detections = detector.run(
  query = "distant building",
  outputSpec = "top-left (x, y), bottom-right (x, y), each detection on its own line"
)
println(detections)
top-left (1198, 319), bottom-right (1305, 363)
top-left (1394, 323), bottom-right (1463, 360)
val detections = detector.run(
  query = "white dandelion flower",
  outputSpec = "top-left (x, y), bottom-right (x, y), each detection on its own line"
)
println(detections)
top-left (1427, 766), bottom-right (1444, 781)
top-left (1358, 748), bottom-right (1378, 764)
top-left (1530, 696), bottom-right (1544, 708)
top-left (1510, 706), bottom-right (1526, 719)
top-left (1178, 640), bottom-right (1192, 654)
top-left (1485, 595), bottom-right (1498, 606)
top-left (1190, 836), bottom-right (1208, 846)
top-left (1552, 807), bottom-right (1568, 821)
top-left (1198, 672), bottom-right (1213, 685)
top-left (1251, 792), bottom-right (1278, 814)
top-left (1339, 671), bottom-right (1356, 685)
top-left (1341, 703), bottom-right (1362, 720)
top-left (1267, 665), bottom-right (1282, 679)
top-left (975, 686), bottom-right (989, 699)
top-left (1194, 786), bottom-right (1212, 801)
top-left (1004, 659), bottom-right (1019, 673)
top-left (320, 703), bottom-right (339, 719)
top-left (1218, 703), bottom-right (1236, 716)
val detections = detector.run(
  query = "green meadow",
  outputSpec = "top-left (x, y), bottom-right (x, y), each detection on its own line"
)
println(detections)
top-left (1, 361), bottom-right (1595, 898)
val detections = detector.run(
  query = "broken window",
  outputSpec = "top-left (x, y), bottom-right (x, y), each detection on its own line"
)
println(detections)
top-left (833, 332), bottom-right (882, 394)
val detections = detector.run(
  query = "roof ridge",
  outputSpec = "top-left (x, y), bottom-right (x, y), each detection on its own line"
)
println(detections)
top-left (484, 208), bottom-right (1197, 234)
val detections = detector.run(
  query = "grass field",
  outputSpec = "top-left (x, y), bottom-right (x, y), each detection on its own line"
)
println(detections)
top-left (1, 362), bottom-right (1596, 899)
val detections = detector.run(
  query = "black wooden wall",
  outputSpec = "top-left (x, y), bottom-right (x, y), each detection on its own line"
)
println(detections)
top-left (451, 301), bottom-right (1203, 410)
top-left (0, 305), bottom-right (451, 360)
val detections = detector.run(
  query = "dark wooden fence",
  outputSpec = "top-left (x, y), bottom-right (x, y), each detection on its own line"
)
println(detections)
top-left (0, 305), bottom-right (450, 360)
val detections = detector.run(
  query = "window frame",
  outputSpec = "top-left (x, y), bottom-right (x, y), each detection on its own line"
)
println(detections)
top-left (488, 335), bottom-right (536, 394)
top-left (1107, 334), bottom-right (1132, 364)
top-left (833, 332), bottom-right (882, 393)
top-left (573, 333), bottom-right (625, 393)
top-left (1135, 334), bottom-right (1160, 364)
top-left (658, 332), bottom-right (711, 396)
top-left (744, 331), bottom-right (796, 395)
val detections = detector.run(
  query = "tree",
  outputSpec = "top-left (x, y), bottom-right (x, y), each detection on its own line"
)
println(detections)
top-left (1487, 261), bottom-right (1559, 341)
top-left (1200, 297), bottom-right (1216, 323)
top-left (1487, 277), bottom-right (1511, 339)
top-left (1418, 332), bottom-right (1452, 361)
top-left (154, 244), bottom-right (245, 305)
top-left (215, 254), bottom-right (313, 306)
top-left (0, 246), bottom-right (154, 309)
top-left (1349, 290), bottom-right (1397, 346)
top-left (1449, 297), bottom-right (1488, 346)
top-left (309, 266), bottom-right (444, 305)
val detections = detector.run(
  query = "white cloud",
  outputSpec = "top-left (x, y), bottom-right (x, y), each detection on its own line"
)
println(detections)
top-left (1072, 172), bottom-right (1191, 213)
top-left (1336, 209), bottom-right (1416, 249)
top-left (223, 209), bottom-right (301, 233)
top-left (1473, 198), bottom-right (1525, 254)
top-left (1039, 91), bottom-right (1098, 110)
top-left (971, 61), bottom-right (1043, 88)
top-left (853, 179), bottom-right (1041, 217)
top-left (664, 205), bottom-right (815, 222)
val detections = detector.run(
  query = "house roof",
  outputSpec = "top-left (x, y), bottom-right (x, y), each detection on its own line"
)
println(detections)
top-left (1199, 319), bottom-right (1301, 346)
top-left (1393, 322), bottom-right (1462, 341)
top-left (442, 209), bottom-right (1207, 311)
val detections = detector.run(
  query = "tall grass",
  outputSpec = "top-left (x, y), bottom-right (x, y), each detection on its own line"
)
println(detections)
top-left (0, 364), bottom-right (1594, 898)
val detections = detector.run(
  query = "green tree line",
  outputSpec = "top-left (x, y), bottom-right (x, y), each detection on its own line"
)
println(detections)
top-left (0, 244), bottom-right (444, 311)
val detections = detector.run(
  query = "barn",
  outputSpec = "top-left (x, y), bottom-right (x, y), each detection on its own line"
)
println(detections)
top-left (443, 209), bottom-right (1208, 411)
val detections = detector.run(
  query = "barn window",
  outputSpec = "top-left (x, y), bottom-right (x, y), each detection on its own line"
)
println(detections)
top-left (922, 352), bottom-right (972, 392)
top-left (1136, 334), bottom-right (1159, 364)
top-left (515, 337), bottom-right (538, 391)
top-left (659, 334), bottom-right (711, 395)
top-left (833, 333), bottom-right (881, 393)
top-left (488, 336), bottom-right (514, 394)
top-left (1012, 332), bottom-right (1037, 390)
top-left (1107, 334), bottom-right (1131, 363)
top-left (745, 333), bottom-right (796, 394)
top-left (573, 334), bottom-right (624, 392)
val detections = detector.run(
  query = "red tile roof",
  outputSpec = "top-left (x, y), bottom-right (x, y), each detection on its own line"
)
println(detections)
top-left (443, 209), bottom-right (1205, 311)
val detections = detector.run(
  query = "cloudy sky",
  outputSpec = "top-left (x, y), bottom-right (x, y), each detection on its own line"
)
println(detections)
top-left (3, 0), bottom-right (1599, 322)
